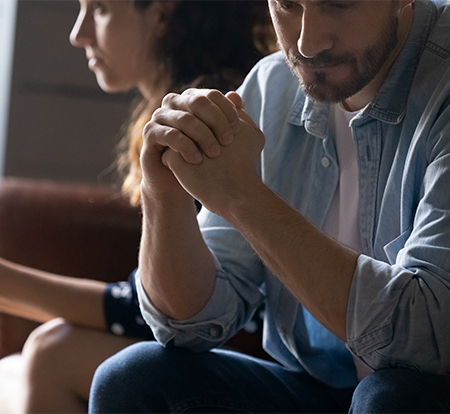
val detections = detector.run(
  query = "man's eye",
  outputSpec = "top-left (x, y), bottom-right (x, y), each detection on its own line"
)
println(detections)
top-left (276, 1), bottom-right (298, 11)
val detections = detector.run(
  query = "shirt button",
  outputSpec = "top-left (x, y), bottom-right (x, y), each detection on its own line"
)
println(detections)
top-left (209, 326), bottom-right (222, 338)
top-left (244, 320), bottom-right (258, 334)
top-left (321, 157), bottom-right (330, 168)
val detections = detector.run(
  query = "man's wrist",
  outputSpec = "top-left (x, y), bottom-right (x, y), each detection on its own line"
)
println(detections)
top-left (141, 180), bottom-right (193, 211)
top-left (216, 175), bottom-right (269, 226)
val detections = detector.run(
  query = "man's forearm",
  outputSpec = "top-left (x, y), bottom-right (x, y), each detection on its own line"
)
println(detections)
top-left (139, 189), bottom-right (217, 320)
top-left (139, 87), bottom-right (358, 335)
top-left (220, 179), bottom-right (359, 341)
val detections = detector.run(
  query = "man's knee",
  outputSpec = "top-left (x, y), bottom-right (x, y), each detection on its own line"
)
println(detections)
top-left (350, 368), bottom-right (450, 413)
top-left (90, 341), bottom-right (171, 413)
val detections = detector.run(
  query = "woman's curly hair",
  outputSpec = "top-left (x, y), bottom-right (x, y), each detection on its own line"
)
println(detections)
top-left (118, 0), bottom-right (277, 205)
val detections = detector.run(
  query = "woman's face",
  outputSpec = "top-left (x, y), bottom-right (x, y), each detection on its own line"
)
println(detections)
top-left (70, 0), bottom-right (163, 95)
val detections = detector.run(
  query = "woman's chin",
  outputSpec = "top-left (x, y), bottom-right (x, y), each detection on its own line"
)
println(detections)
top-left (96, 77), bottom-right (131, 94)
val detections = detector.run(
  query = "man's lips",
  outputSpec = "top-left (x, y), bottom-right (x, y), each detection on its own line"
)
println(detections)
top-left (297, 59), bottom-right (344, 69)
top-left (289, 50), bottom-right (352, 72)
top-left (296, 62), bottom-right (343, 75)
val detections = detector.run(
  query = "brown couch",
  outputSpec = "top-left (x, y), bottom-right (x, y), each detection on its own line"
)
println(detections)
top-left (0, 177), bottom-right (142, 358)
top-left (0, 177), bottom-right (268, 360)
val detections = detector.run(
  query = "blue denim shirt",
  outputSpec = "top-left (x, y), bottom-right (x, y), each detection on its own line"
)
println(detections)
top-left (137, 0), bottom-right (450, 388)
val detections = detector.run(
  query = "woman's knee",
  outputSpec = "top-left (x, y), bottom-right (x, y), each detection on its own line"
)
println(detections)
top-left (22, 318), bottom-right (75, 377)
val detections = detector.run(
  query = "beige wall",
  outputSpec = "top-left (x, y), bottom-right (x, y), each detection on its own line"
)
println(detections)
top-left (2, 0), bottom-right (133, 185)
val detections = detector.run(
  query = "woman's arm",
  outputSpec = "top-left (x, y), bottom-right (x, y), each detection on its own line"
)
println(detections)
top-left (0, 257), bottom-right (107, 329)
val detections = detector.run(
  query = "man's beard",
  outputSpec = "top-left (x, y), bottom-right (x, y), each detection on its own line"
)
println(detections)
top-left (285, 11), bottom-right (400, 104)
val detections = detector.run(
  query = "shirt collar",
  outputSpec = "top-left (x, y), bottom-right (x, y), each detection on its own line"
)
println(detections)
top-left (365, 0), bottom-right (436, 124)
top-left (288, 90), bottom-right (330, 139)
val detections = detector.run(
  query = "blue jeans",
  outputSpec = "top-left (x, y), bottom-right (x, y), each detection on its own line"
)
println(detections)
top-left (89, 341), bottom-right (450, 413)
top-left (350, 368), bottom-right (450, 413)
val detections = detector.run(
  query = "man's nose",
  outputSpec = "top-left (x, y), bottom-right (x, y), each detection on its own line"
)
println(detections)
top-left (69, 9), bottom-right (95, 48)
top-left (297, 8), bottom-right (333, 59)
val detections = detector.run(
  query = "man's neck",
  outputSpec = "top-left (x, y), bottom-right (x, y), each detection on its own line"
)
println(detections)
top-left (343, 3), bottom-right (415, 112)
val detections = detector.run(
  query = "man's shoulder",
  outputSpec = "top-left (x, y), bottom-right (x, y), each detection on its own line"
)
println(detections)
top-left (238, 51), bottom-right (302, 120)
top-left (240, 51), bottom-right (300, 101)
top-left (427, 0), bottom-right (450, 56)
top-left (249, 51), bottom-right (294, 81)
top-left (254, 51), bottom-right (288, 68)
top-left (432, 0), bottom-right (450, 14)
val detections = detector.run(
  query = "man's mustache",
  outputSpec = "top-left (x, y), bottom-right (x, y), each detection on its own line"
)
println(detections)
top-left (288, 49), bottom-right (355, 68)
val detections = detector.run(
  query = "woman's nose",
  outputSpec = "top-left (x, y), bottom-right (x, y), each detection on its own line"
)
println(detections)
top-left (69, 8), bottom-right (95, 48)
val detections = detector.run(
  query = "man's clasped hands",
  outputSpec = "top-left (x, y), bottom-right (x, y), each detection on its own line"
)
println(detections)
top-left (141, 89), bottom-right (265, 215)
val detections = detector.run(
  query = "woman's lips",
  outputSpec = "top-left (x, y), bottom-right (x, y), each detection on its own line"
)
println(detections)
top-left (88, 57), bottom-right (98, 69)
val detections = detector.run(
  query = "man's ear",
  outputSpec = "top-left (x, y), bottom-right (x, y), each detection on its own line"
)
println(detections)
top-left (150, 1), bottom-right (180, 38)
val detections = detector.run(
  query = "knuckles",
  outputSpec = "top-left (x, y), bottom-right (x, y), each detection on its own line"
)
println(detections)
top-left (150, 107), bottom-right (167, 123)
top-left (163, 126), bottom-right (183, 143)
top-left (176, 110), bottom-right (195, 124)
top-left (161, 92), bottom-right (179, 107)
top-left (143, 119), bottom-right (155, 138)
top-left (187, 94), bottom-right (212, 112)
top-left (162, 89), bottom-right (227, 112)
top-left (204, 89), bottom-right (223, 100)
top-left (183, 89), bottom-right (225, 112)
top-left (181, 88), bottom-right (220, 98)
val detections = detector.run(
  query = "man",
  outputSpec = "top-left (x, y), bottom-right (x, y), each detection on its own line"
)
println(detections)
top-left (89, 0), bottom-right (450, 412)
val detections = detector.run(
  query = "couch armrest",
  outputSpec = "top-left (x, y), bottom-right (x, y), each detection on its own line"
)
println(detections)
top-left (0, 178), bottom-right (142, 357)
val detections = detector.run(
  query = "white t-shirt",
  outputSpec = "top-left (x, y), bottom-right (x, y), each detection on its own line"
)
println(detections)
top-left (323, 103), bottom-right (363, 253)
top-left (323, 103), bottom-right (373, 382)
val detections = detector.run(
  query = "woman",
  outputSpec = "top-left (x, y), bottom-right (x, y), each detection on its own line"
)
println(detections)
top-left (0, 1), bottom-right (275, 412)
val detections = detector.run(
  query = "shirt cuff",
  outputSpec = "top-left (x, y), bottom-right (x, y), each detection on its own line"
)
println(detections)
top-left (135, 265), bottom-right (239, 352)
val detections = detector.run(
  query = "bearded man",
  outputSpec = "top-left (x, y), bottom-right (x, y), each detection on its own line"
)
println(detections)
top-left (90, 1), bottom-right (450, 412)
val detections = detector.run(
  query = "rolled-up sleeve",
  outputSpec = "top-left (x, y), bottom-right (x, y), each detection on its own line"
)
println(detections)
top-left (136, 265), bottom-right (238, 352)
top-left (347, 255), bottom-right (450, 374)
top-left (136, 209), bottom-right (265, 352)
top-left (347, 113), bottom-right (450, 374)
